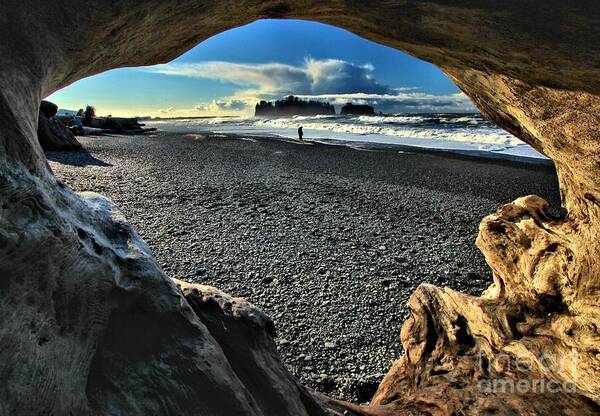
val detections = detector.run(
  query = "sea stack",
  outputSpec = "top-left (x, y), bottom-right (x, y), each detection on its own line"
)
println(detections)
top-left (255, 95), bottom-right (335, 116)
top-left (340, 103), bottom-right (375, 115)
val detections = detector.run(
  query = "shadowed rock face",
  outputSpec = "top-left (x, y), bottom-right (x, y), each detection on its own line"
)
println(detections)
top-left (0, 1), bottom-right (599, 415)
top-left (37, 101), bottom-right (82, 150)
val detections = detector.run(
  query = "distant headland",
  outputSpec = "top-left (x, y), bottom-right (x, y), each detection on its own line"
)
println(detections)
top-left (255, 95), bottom-right (375, 117)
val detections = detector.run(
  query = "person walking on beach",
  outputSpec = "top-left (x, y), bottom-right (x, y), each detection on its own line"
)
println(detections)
top-left (298, 126), bottom-right (303, 141)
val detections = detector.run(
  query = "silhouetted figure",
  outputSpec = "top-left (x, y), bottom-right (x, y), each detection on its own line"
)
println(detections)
top-left (298, 126), bottom-right (303, 141)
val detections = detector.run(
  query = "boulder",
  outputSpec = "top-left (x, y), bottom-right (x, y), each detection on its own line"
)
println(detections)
top-left (0, 2), bottom-right (599, 415)
top-left (37, 108), bottom-right (83, 151)
top-left (175, 279), bottom-right (324, 416)
top-left (40, 100), bottom-right (58, 118)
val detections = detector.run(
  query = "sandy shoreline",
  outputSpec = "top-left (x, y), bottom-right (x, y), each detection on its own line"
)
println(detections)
top-left (47, 131), bottom-right (560, 402)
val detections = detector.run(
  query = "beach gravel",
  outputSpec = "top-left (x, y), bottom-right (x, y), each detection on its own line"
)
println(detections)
top-left (47, 132), bottom-right (561, 402)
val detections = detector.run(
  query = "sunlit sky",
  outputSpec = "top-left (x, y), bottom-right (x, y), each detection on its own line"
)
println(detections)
top-left (47, 19), bottom-right (476, 117)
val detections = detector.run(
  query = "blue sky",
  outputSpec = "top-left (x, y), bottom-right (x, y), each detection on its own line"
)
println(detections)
top-left (47, 19), bottom-right (475, 117)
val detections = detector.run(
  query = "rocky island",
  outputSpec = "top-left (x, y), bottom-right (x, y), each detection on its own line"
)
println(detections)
top-left (255, 95), bottom-right (335, 116)
top-left (340, 103), bottom-right (375, 115)
top-left (255, 98), bottom-right (376, 117)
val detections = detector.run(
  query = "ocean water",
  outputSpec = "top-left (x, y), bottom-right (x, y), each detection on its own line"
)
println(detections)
top-left (147, 113), bottom-right (548, 163)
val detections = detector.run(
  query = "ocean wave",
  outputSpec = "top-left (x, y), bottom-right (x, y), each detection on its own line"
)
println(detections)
top-left (150, 113), bottom-right (531, 147)
top-left (357, 114), bottom-right (482, 126)
top-left (253, 117), bottom-right (518, 145)
top-left (447, 116), bottom-right (480, 124)
top-left (355, 115), bottom-right (426, 124)
top-left (154, 116), bottom-right (255, 126)
top-left (147, 113), bottom-right (547, 160)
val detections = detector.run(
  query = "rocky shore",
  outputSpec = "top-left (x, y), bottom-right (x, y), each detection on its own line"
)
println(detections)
top-left (47, 132), bottom-right (561, 402)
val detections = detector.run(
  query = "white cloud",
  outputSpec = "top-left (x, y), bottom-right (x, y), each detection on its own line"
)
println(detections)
top-left (145, 59), bottom-right (475, 115)
top-left (146, 58), bottom-right (389, 96)
top-left (158, 107), bottom-right (176, 114)
top-left (195, 99), bottom-right (248, 113)
top-left (294, 92), bottom-right (475, 113)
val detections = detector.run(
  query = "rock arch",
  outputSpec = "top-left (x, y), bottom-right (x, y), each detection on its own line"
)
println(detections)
top-left (0, 1), bottom-right (598, 415)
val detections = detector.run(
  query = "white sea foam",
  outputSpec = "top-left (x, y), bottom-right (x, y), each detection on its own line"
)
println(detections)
top-left (148, 113), bottom-right (548, 162)
top-left (252, 116), bottom-right (518, 145)
top-left (354, 115), bottom-right (426, 123)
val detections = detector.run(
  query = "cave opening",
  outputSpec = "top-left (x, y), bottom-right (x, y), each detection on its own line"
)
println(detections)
top-left (43, 19), bottom-right (562, 403)
top-left (4, 2), bottom-right (598, 413)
